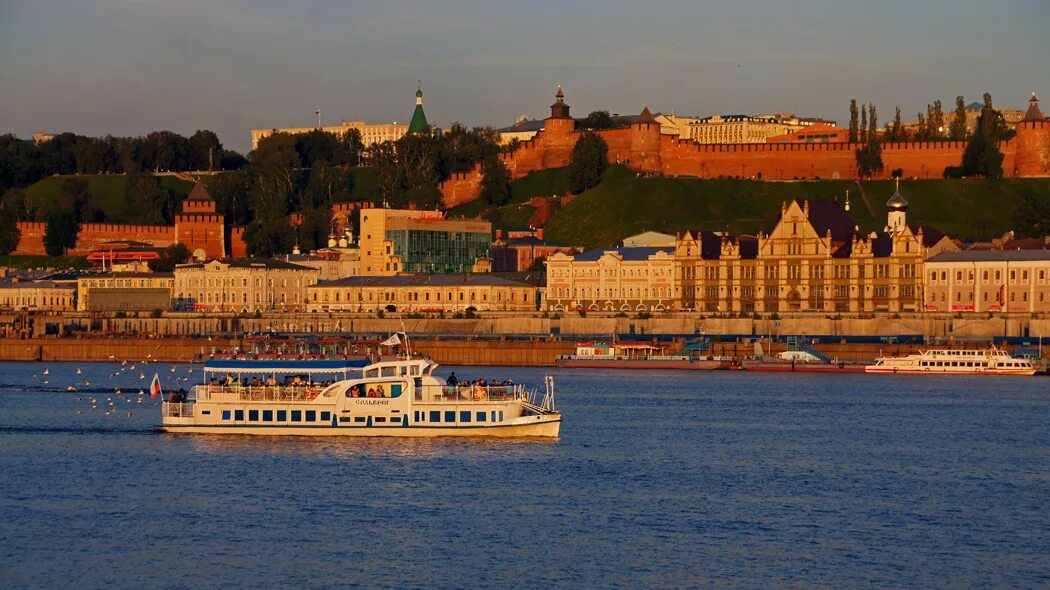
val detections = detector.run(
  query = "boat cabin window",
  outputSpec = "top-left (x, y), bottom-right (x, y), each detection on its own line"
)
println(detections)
top-left (344, 382), bottom-right (404, 398)
top-left (222, 410), bottom-right (231, 421)
top-left (430, 410), bottom-right (441, 422)
top-left (460, 411), bottom-right (472, 423)
top-left (291, 410), bottom-right (302, 422)
top-left (235, 410), bottom-right (244, 421)
top-left (476, 412), bottom-right (487, 422)
top-left (262, 410), bottom-right (273, 421)
top-left (277, 410), bottom-right (287, 421)
top-left (444, 410), bottom-right (455, 423)
top-left (249, 410), bottom-right (259, 421)
top-left (305, 410), bottom-right (316, 422)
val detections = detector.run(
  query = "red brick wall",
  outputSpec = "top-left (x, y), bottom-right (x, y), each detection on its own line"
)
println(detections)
top-left (439, 117), bottom-right (1049, 207)
top-left (229, 226), bottom-right (248, 258)
top-left (13, 222), bottom-right (47, 255)
top-left (175, 213), bottom-right (225, 259)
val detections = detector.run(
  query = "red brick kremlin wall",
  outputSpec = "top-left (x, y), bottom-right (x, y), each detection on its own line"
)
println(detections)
top-left (440, 106), bottom-right (1049, 208)
top-left (14, 219), bottom-right (249, 258)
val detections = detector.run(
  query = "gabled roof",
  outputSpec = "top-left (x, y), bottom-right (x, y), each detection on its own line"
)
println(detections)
top-left (805, 200), bottom-right (855, 242)
top-left (909, 224), bottom-right (945, 248)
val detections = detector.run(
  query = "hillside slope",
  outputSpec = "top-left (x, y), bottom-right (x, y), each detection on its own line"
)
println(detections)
top-left (537, 166), bottom-right (1050, 249)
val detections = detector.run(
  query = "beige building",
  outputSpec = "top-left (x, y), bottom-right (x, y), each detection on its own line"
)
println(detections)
top-left (0, 281), bottom-right (76, 311)
top-left (308, 274), bottom-right (537, 313)
top-left (686, 115), bottom-right (812, 144)
top-left (924, 251), bottom-right (1050, 313)
top-left (622, 231), bottom-right (677, 247)
top-left (359, 208), bottom-right (492, 276)
top-left (545, 247), bottom-right (677, 312)
top-left (546, 186), bottom-right (957, 314)
top-left (174, 259), bottom-right (319, 313)
top-left (250, 120), bottom-right (408, 151)
top-left (76, 272), bottom-right (174, 312)
top-left (676, 193), bottom-right (955, 314)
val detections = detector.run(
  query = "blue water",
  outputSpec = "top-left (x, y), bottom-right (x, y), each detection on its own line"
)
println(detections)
top-left (1, 362), bottom-right (1048, 589)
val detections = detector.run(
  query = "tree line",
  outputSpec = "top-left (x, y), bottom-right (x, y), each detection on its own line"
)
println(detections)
top-left (851, 93), bottom-right (1015, 179)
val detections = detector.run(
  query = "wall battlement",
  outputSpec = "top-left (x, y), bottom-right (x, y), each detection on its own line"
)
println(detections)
top-left (440, 93), bottom-right (1049, 206)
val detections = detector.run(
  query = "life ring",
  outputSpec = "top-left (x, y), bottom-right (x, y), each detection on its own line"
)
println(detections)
top-left (839, 362), bottom-right (845, 369)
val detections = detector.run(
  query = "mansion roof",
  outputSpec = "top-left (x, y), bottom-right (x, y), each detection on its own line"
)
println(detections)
top-left (928, 250), bottom-right (1050, 263)
top-left (573, 247), bottom-right (674, 262)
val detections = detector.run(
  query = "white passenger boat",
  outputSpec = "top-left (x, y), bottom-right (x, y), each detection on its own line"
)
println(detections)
top-left (865, 347), bottom-right (1036, 376)
top-left (160, 358), bottom-right (560, 437)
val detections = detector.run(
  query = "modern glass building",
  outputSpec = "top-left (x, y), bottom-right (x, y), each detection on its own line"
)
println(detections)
top-left (359, 209), bottom-right (493, 275)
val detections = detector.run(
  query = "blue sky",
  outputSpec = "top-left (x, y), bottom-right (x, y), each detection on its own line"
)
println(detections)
top-left (1, 0), bottom-right (1047, 153)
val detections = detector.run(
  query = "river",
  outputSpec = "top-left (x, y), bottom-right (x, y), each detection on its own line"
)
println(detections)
top-left (1, 362), bottom-right (1047, 588)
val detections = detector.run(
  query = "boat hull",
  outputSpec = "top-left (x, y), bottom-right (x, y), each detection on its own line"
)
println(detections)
top-left (741, 360), bottom-right (869, 373)
top-left (161, 415), bottom-right (561, 437)
top-left (864, 367), bottom-right (1036, 376)
top-left (555, 358), bottom-right (734, 370)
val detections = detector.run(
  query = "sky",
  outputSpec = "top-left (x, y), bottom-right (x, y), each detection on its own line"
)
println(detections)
top-left (1, 0), bottom-right (1048, 154)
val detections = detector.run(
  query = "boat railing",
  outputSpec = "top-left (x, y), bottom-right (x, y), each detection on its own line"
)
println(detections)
top-left (194, 384), bottom-right (326, 403)
top-left (162, 402), bottom-right (194, 418)
top-left (415, 384), bottom-right (528, 403)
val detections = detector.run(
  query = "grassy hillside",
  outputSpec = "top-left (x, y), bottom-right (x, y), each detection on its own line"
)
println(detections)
top-left (23, 174), bottom-right (195, 222)
top-left (448, 167), bottom-right (569, 221)
top-left (538, 166), bottom-right (1050, 249)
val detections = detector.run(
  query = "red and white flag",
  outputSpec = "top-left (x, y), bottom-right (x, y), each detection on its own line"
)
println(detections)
top-left (149, 373), bottom-right (162, 399)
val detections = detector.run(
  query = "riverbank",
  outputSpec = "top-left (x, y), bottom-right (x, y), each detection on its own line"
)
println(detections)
top-left (2, 336), bottom-right (1043, 366)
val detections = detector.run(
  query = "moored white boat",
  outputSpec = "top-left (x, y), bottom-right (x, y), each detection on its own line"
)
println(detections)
top-left (865, 347), bottom-right (1036, 376)
top-left (160, 357), bottom-right (560, 437)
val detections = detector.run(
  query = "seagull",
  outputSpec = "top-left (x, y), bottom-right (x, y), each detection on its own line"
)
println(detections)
top-left (127, 411), bottom-right (133, 417)
top-left (76, 368), bottom-right (82, 375)
top-left (67, 386), bottom-right (76, 392)
top-left (43, 368), bottom-right (49, 375)
top-left (139, 373), bottom-right (145, 380)
top-left (170, 366), bottom-right (176, 373)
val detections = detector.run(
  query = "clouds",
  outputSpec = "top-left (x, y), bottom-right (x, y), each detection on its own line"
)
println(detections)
top-left (1, 0), bottom-right (1047, 153)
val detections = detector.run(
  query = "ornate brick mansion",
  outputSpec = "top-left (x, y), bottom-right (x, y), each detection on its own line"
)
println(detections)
top-left (545, 185), bottom-right (959, 314)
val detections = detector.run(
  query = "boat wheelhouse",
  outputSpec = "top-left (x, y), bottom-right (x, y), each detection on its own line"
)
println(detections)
top-left (865, 347), bottom-right (1036, 376)
top-left (160, 357), bottom-right (560, 437)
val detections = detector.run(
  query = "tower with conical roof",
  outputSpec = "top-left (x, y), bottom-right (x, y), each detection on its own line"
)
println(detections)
top-left (175, 180), bottom-right (226, 259)
top-left (1014, 91), bottom-right (1050, 177)
top-left (886, 178), bottom-right (908, 233)
top-left (1023, 91), bottom-right (1045, 122)
top-left (407, 81), bottom-right (430, 134)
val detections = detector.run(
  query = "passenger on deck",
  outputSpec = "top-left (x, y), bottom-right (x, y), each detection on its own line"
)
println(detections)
top-left (367, 387), bottom-right (377, 397)
top-left (446, 372), bottom-right (458, 387)
top-left (376, 384), bottom-right (386, 398)
top-left (350, 385), bottom-right (362, 397)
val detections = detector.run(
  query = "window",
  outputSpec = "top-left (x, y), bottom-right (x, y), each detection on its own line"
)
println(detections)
top-left (354, 416), bottom-right (366, 423)
top-left (430, 410), bottom-right (441, 422)
top-left (444, 411), bottom-right (455, 423)
top-left (276, 410), bottom-right (287, 421)
top-left (249, 410), bottom-right (259, 421)
top-left (235, 410), bottom-right (244, 421)
top-left (305, 410), bottom-right (317, 422)
top-left (460, 411), bottom-right (472, 423)
top-left (262, 410), bottom-right (273, 421)
top-left (375, 416), bottom-right (387, 423)
top-left (499, 411), bottom-right (504, 422)
top-left (222, 410), bottom-right (231, 421)
top-left (476, 411), bottom-right (487, 422)
top-left (321, 411), bottom-right (331, 421)
top-left (291, 410), bottom-right (302, 422)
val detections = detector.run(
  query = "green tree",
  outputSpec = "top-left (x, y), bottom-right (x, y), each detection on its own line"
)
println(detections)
top-left (1011, 187), bottom-right (1050, 238)
top-left (124, 168), bottom-right (175, 224)
top-left (0, 208), bottom-right (20, 255)
top-left (44, 210), bottom-right (79, 256)
top-left (206, 169), bottom-right (252, 225)
top-left (297, 206), bottom-right (332, 251)
top-left (886, 107), bottom-right (903, 142)
top-left (244, 215), bottom-right (296, 257)
top-left (567, 132), bottom-right (608, 194)
top-left (848, 99), bottom-right (859, 142)
top-left (915, 113), bottom-right (927, 141)
top-left (479, 155), bottom-right (511, 206)
top-left (580, 111), bottom-right (628, 130)
top-left (928, 101), bottom-right (945, 139)
top-left (868, 104), bottom-right (877, 139)
top-left (950, 96), bottom-right (968, 140)
top-left (0, 134), bottom-right (45, 191)
top-left (855, 138), bottom-right (884, 178)
top-left (186, 130), bottom-right (223, 171)
top-left (860, 105), bottom-right (868, 143)
top-left (149, 242), bottom-right (191, 272)
top-left (962, 93), bottom-right (1008, 179)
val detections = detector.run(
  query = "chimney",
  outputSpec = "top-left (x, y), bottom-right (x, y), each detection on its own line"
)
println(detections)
top-left (536, 228), bottom-right (544, 241)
